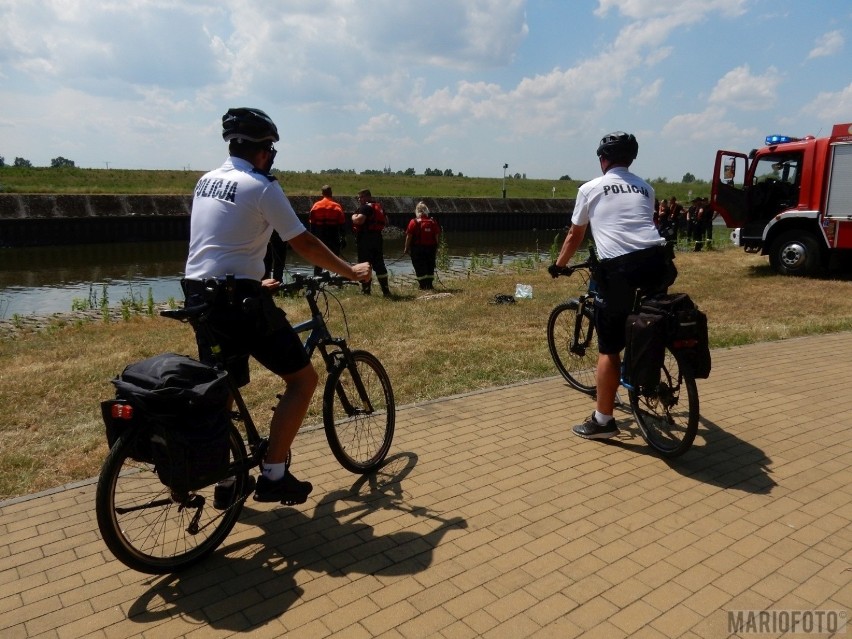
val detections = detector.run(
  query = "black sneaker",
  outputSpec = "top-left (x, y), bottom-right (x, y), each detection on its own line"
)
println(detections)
top-left (213, 475), bottom-right (256, 510)
top-left (572, 414), bottom-right (619, 440)
top-left (254, 472), bottom-right (313, 505)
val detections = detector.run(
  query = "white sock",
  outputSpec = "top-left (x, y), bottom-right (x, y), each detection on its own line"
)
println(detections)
top-left (262, 462), bottom-right (287, 481)
top-left (594, 410), bottom-right (613, 425)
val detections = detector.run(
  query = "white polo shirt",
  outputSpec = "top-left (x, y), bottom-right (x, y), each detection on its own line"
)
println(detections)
top-left (184, 157), bottom-right (305, 281)
top-left (571, 166), bottom-right (665, 260)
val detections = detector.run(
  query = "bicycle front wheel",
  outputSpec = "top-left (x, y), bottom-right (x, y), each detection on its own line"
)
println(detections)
top-left (323, 349), bottom-right (395, 473)
top-left (95, 423), bottom-right (249, 574)
top-left (547, 299), bottom-right (598, 395)
top-left (628, 347), bottom-right (699, 458)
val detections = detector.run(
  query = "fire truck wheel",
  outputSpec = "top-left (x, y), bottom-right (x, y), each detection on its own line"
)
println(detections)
top-left (768, 230), bottom-right (822, 277)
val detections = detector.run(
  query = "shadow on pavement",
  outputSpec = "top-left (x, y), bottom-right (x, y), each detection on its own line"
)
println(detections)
top-left (126, 451), bottom-right (467, 632)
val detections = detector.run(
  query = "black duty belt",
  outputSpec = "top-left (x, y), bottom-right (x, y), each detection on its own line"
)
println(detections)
top-left (181, 278), bottom-right (264, 306)
top-left (600, 244), bottom-right (667, 269)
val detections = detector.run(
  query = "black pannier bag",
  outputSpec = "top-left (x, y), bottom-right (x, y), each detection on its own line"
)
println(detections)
top-left (623, 312), bottom-right (668, 391)
top-left (109, 353), bottom-right (232, 492)
top-left (640, 293), bottom-right (711, 379)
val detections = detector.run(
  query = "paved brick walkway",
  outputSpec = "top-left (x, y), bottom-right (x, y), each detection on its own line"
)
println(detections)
top-left (2, 333), bottom-right (851, 638)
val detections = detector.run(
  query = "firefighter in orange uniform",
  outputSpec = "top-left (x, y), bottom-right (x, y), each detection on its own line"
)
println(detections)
top-left (308, 185), bottom-right (347, 275)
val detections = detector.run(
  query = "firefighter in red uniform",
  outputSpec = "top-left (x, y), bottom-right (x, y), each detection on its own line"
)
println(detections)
top-left (352, 188), bottom-right (391, 296)
top-left (404, 201), bottom-right (441, 290)
top-left (308, 185), bottom-right (347, 275)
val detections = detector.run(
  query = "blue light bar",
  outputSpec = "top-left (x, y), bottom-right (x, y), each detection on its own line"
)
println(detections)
top-left (765, 134), bottom-right (798, 145)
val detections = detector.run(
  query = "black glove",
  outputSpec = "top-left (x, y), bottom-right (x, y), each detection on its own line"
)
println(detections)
top-left (548, 263), bottom-right (561, 279)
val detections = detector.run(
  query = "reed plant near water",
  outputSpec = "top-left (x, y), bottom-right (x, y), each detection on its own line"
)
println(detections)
top-left (2, 246), bottom-right (851, 499)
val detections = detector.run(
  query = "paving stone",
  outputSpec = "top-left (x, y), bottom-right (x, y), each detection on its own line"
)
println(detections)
top-left (2, 333), bottom-right (851, 638)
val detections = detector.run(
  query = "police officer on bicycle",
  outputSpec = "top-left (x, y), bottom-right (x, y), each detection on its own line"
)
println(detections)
top-left (183, 107), bottom-right (371, 505)
top-left (550, 131), bottom-right (676, 440)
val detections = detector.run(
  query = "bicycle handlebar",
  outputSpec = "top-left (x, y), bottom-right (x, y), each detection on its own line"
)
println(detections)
top-left (160, 271), bottom-right (359, 323)
top-left (549, 249), bottom-right (598, 278)
top-left (549, 261), bottom-right (592, 278)
top-left (278, 271), bottom-right (358, 295)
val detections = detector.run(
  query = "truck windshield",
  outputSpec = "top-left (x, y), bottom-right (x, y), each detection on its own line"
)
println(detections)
top-left (751, 153), bottom-right (802, 215)
top-left (752, 154), bottom-right (799, 188)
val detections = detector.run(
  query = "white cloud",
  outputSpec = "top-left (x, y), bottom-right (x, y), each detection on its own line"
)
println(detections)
top-left (357, 113), bottom-right (401, 137)
top-left (0, 0), bottom-right (844, 180)
top-left (632, 78), bottom-right (663, 106)
top-left (398, 1), bottom-right (738, 142)
top-left (709, 65), bottom-right (782, 111)
top-left (594, 0), bottom-right (748, 20)
top-left (807, 30), bottom-right (844, 60)
top-left (662, 106), bottom-right (756, 142)
top-left (801, 83), bottom-right (852, 122)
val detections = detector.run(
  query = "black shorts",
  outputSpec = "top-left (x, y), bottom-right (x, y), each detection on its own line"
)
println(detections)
top-left (593, 245), bottom-right (676, 354)
top-left (182, 279), bottom-right (310, 387)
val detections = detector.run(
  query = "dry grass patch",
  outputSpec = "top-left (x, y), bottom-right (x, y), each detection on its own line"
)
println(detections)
top-left (2, 246), bottom-right (851, 499)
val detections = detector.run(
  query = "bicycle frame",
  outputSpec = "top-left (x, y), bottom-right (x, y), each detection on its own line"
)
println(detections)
top-left (163, 272), bottom-right (378, 446)
top-left (548, 254), bottom-right (699, 457)
top-left (286, 275), bottom-right (376, 415)
top-left (291, 286), bottom-right (345, 365)
top-left (571, 275), bottom-right (662, 391)
top-left (97, 273), bottom-right (395, 574)
top-left (192, 321), bottom-right (269, 477)
top-left (570, 292), bottom-right (596, 357)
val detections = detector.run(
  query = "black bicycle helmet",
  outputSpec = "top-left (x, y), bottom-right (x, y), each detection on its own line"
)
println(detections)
top-left (221, 107), bottom-right (280, 143)
top-left (596, 131), bottom-right (638, 162)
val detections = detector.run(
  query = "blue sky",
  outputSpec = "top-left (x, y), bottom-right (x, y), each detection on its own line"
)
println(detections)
top-left (1, 0), bottom-right (850, 185)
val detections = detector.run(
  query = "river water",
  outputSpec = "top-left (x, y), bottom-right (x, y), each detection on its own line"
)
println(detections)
top-left (0, 229), bottom-right (565, 317)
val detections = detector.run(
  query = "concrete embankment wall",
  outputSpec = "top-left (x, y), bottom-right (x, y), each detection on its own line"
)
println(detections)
top-left (0, 194), bottom-right (572, 247)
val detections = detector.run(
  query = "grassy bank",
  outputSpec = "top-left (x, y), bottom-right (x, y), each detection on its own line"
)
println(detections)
top-left (2, 246), bottom-right (852, 500)
top-left (0, 166), bottom-right (708, 202)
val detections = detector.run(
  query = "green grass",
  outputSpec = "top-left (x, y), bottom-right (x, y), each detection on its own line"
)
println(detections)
top-left (0, 166), bottom-right (709, 202)
top-left (1, 246), bottom-right (851, 500)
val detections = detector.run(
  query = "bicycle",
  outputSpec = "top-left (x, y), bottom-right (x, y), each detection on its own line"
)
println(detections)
top-left (95, 271), bottom-right (395, 574)
top-left (547, 254), bottom-right (699, 458)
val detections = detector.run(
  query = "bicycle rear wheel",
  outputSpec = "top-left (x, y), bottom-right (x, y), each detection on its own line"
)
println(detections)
top-left (95, 423), bottom-right (249, 574)
top-left (547, 299), bottom-right (598, 395)
top-left (323, 349), bottom-right (395, 473)
top-left (628, 347), bottom-right (699, 458)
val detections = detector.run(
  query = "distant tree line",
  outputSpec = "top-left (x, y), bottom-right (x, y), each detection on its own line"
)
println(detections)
top-left (0, 157), bottom-right (523, 179)
top-left (305, 166), bottom-right (468, 178)
top-left (0, 155), bottom-right (705, 185)
top-left (0, 155), bottom-right (76, 168)
top-left (298, 166), bottom-right (540, 179)
top-left (647, 173), bottom-right (708, 186)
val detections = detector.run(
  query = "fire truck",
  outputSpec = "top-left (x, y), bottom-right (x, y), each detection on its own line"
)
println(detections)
top-left (712, 122), bottom-right (852, 276)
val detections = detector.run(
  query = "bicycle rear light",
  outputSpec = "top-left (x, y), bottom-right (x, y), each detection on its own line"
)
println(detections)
top-left (111, 403), bottom-right (134, 420)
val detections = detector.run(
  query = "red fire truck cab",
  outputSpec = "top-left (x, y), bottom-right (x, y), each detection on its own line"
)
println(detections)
top-left (712, 122), bottom-right (852, 276)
